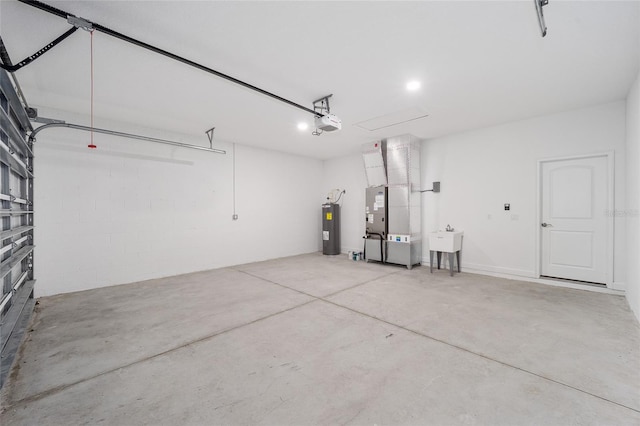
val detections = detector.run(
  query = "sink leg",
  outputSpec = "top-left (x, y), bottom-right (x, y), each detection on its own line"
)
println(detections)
top-left (437, 252), bottom-right (442, 269)
top-left (449, 252), bottom-right (454, 277)
top-left (429, 251), bottom-right (434, 273)
top-left (456, 250), bottom-right (461, 272)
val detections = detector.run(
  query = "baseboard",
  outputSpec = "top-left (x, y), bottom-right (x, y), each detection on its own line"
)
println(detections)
top-left (421, 257), bottom-right (535, 279)
top-left (611, 281), bottom-right (626, 291)
top-left (532, 277), bottom-right (624, 295)
top-left (421, 257), bottom-right (624, 296)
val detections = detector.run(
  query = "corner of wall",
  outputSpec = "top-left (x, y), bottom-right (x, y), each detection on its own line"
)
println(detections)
top-left (625, 69), bottom-right (640, 324)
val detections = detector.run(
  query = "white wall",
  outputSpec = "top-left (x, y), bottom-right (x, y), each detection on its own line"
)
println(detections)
top-left (35, 99), bottom-right (631, 298)
top-left (35, 110), bottom-right (322, 296)
top-left (421, 101), bottom-right (627, 284)
top-left (626, 70), bottom-right (640, 322)
top-left (325, 101), bottom-right (627, 286)
top-left (322, 154), bottom-right (367, 254)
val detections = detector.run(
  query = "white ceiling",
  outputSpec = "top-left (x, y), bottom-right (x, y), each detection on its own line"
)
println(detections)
top-left (1, 1), bottom-right (639, 159)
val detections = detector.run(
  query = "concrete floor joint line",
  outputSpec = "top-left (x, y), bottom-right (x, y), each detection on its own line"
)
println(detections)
top-left (4, 255), bottom-right (638, 423)
top-left (2, 298), bottom-right (318, 410)
top-left (233, 267), bottom-right (640, 414)
top-left (319, 298), bottom-right (640, 415)
top-left (235, 267), bottom-right (401, 300)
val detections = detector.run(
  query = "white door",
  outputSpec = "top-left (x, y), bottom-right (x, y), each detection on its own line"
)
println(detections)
top-left (541, 156), bottom-right (609, 284)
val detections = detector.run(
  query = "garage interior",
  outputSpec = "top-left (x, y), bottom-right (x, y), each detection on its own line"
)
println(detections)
top-left (0, 1), bottom-right (639, 424)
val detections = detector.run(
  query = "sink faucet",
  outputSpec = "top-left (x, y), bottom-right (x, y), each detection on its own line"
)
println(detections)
top-left (446, 224), bottom-right (453, 232)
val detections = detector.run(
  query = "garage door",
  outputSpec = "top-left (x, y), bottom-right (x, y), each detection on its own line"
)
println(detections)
top-left (0, 70), bottom-right (35, 388)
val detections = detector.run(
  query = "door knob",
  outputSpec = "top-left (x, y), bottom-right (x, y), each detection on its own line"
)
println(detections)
top-left (541, 223), bottom-right (553, 227)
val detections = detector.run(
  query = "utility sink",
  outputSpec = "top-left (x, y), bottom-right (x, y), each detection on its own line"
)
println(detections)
top-left (429, 231), bottom-right (463, 252)
top-left (429, 231), bottom-right (464, 276)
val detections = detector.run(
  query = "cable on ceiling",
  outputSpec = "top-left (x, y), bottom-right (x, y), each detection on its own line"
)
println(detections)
top-left (15, 0), bottom-right (322, 118)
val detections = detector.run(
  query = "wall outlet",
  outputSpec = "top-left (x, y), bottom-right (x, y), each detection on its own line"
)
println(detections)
top-left (504, 203), bottom-right (510, 211)
top-left (232, 214), bottom-right (239, 220)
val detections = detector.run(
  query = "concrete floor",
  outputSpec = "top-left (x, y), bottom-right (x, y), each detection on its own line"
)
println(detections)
top-left (1, 253), bottom-right (639, 425)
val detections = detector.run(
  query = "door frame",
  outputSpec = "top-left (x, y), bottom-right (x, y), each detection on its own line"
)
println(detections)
top-left (535, 152), bottom-right (615, 287)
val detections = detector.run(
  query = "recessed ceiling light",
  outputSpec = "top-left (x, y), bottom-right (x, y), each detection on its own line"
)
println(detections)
top-left (406, 80), bottom-right (421, 91)
top-left (297, 122), bottom-right (309, 131)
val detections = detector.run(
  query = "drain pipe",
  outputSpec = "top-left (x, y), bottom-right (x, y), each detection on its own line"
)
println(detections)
top-left (29, 122), bottom-right (226, 154)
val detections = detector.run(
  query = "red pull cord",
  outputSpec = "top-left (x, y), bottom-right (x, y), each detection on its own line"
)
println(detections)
top-left (88, 30), bottom-right (97, 149)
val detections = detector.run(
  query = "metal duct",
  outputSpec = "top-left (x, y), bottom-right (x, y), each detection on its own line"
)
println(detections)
top-left (362, 140), bottom-right (387, 187)
top-left (362, 135), bottom-right (421, 189)
top-left (385, 134), bottom-right (421, 244)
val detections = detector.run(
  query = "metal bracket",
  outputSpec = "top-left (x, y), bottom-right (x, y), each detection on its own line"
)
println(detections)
top-left (535, 0), bottom-right (549, 37)
top-left (313, 94), bottom-right (332, 116)
top-left (312, 94), bottom-right (333, 136)
top-left (26, 107), bottom-right (38, 119)
top-left (67, 16), bottom-right (94, 32)
top-left (205, 127), bottom-right (215, 149)
top-left (31, 116), bottom-right (66, 125)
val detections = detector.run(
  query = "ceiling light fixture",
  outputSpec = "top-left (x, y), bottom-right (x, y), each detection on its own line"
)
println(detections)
top-left (297, 122), bottom-right (309, 131)
top-left (406, 81), bottom-right (421, 91)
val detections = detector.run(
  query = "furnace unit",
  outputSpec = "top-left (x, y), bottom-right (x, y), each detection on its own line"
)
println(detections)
top-left (362, 135), bottom-right (422, 269)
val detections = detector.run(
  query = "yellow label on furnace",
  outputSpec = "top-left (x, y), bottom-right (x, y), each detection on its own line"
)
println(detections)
top-left (326, 212), bottom-right (332, 221)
